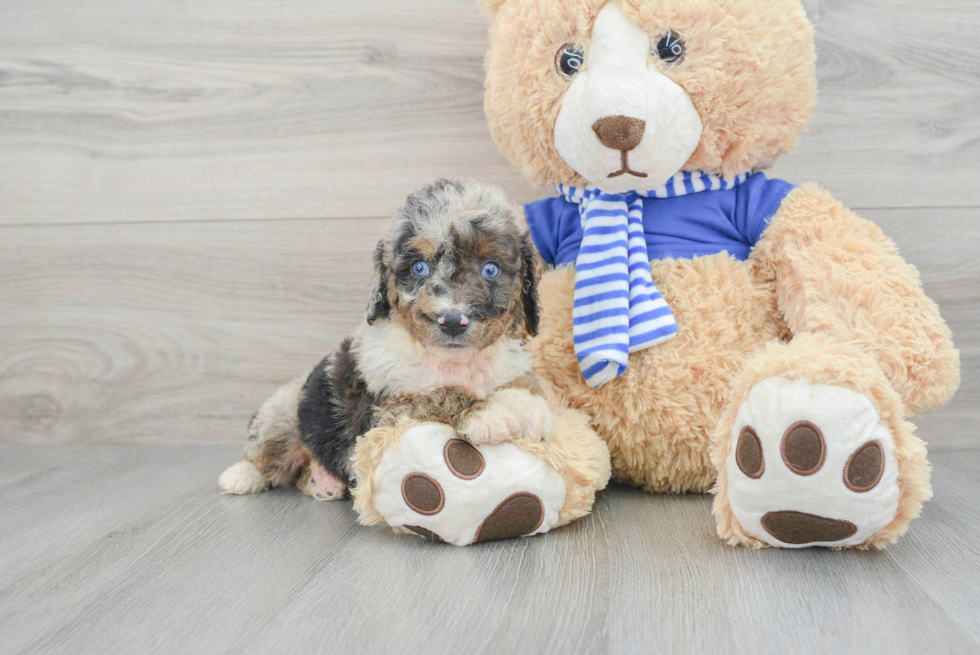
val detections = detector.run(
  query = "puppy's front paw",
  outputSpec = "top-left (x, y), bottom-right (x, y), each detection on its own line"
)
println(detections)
top-left (515, 394), bottom-right (555, 443)
top-left (460, 391), bottom-right (554, 445)
top-left (460, 406), bottom-right (522, 445)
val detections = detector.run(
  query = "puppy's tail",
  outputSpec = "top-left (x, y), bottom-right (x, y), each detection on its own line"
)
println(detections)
top-left (218, 376), bottom-right (310, 495)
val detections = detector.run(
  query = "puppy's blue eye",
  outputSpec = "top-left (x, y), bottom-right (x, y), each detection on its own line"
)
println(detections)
top-left (482, 263), bottom-right (500, 279)
top-left (412, 261), bottom-right (429, 277)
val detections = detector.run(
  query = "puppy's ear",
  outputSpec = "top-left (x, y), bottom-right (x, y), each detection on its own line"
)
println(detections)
top-left (519, 231), bottom-right (540, 337)
top-left (366, 240), bottom-right (392, 325)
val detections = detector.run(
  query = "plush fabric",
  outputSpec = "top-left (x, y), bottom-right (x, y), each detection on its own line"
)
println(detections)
top-left (483, 0), bottom-right (817, 187)
top-left (351, 397), bottom-right (612, 537)
top-left (551, 0), bottom-right (704, 193)
top-left (369, 423), bottom-right (567, 546)
top-left (481, 0), bottom-right (959, 548)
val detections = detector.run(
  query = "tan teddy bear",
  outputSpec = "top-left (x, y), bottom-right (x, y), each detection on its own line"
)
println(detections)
top-left (482, 0), bottom-right (960, 548)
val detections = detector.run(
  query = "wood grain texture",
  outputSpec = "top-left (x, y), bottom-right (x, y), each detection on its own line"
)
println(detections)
top-left (1, 0), bottom-right (979, 225)
top-left (0, 446), bottom-right (977, 654)
top-left (0, 218), bottom-right (383, 445)
top-left (1, 207), bottom-right (975, 448)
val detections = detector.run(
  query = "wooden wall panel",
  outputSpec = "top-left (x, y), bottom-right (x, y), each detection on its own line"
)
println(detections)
top-left (0, 0), bottom-right (978, 225)
top-left (0, 208), bottom-right (975, 448)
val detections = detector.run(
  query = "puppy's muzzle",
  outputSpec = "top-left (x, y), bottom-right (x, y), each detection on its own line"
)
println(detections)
top-left (437, 312), bottom-right (470, 337)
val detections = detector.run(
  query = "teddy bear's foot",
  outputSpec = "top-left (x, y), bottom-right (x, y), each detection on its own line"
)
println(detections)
top-left (724, 377), bottom-right (902, 548)
top-left (369, 423), bottom-right (566, 546)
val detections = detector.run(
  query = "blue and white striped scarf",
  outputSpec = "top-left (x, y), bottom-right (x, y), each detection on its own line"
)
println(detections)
top-left (558, 171), bottom-right (749, 388)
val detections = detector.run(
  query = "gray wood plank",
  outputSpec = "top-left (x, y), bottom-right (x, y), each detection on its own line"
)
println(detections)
top-left (0, 445), bottom-right (237, 589)
top-left (603, 471), bottom-right (980, 654)
top-left (0, 444), bottom-right (86, 486)
top-left (1, 0), bottom-right (979, 226)
top-left (0, 447), bottom-right (610, 655)
top-left (1, 208), bottom-right (975, 449)
top-left (887, 453), bottom-right (980, 642)
top-left (1, 446), bottom-right (978, 654)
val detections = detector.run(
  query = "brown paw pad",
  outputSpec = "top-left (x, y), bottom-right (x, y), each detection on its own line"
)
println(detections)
top-left (401, 473), bottom-right (444, 516)
top-left (736, 426), bottom-right (764, 479)
top-left (475, 493), bottom-right (544, 543)
top-left (781, 421), bottom-right (825, 476)
top-left (405, 525), bottom-right (445, 542)
top-left (844, 440), bottom-right (885, 492)
top-left (762, 510), bottom-right (857, 545)
top-left (444, 439), bottom-right (485, 480)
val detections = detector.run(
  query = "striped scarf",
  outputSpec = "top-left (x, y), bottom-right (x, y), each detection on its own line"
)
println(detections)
top-left (558, 171), bottom-right (748, 388)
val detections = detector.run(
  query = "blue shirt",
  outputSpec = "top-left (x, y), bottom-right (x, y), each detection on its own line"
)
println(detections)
top-left (525, 173), bottom-right (796, 266)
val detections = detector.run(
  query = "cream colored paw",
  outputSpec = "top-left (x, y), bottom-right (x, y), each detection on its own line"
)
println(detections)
top-left (460, 390), bottom-right (554, 445)
top-left (219, 460), bottom-right (270, 495)
top-left (371, 423), bottom-right (566, 546)
top-left (726, 377), bottom-right (900, 548)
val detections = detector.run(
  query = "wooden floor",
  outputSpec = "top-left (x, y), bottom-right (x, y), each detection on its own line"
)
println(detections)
top-left (2, 0), bottom-right (979, 653)
top-left (0, 446), bottom-right (977, 655)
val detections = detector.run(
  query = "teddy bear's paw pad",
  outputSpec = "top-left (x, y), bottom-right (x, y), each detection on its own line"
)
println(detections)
top-left (475, 493), bottom-right (545, 542)
top-left (401, 473), bottom-right (445, 515)
top-left (372, 423), bottom-right (566, 546)
top-left (760, 511), bottom-right (857, 545)
top-left (444, 439), bottom-right (485, 479)
top-left (726, 377), bottom-right (899, 548)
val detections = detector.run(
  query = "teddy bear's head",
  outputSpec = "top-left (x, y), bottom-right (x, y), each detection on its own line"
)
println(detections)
top-left (482, 0), bottom-right (816, 192)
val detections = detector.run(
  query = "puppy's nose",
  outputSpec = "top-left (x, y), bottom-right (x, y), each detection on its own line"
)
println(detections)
top-left (592, 115), bottom-right (646, 151)
top-left (437, 312), bottom-right (469, 337)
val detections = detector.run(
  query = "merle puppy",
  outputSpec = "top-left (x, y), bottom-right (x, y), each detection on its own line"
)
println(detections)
top-left (219, 179), bottom-right (553, 500)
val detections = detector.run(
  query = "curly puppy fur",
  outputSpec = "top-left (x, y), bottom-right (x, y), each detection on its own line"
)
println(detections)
top-left (219, 179), bottom-right (555, 500)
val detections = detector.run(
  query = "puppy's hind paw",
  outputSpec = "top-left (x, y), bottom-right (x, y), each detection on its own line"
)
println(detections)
top-left (219, 460), bottom-right (270, 495)
top-left (299, 461), bottom-right (348, 501)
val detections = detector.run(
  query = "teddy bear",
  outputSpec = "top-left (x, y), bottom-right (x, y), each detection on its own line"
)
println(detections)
top-left (480, 0), bottom-right (960, 548)
top-left (350, 389), bottom-right (611, 546)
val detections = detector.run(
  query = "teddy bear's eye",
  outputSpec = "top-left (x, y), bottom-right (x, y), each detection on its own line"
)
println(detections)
top-left (555, 43), bottom-right (585, 80)
top-left (654, 31), bottom-right (685, 66)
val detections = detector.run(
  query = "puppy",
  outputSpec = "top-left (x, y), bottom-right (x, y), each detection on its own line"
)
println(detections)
top-left (219, 179), bottom-right (553, 501)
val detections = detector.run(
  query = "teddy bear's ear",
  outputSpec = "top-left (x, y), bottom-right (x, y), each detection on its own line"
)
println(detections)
top-left (478, 0), bottom-right (508, 18)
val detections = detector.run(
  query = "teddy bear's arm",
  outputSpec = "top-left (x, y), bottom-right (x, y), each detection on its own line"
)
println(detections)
top-left (752, 184), bottom-right (960, 414)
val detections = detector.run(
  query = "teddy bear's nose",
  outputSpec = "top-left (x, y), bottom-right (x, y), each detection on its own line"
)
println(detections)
top-left (592, 115), bottom-right (646, 152)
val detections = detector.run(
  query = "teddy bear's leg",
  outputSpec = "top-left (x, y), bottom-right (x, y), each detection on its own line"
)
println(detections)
top-left (711, 333), bottom-right (931, 549)
top-left (350, 412), bottom-right (609, 546)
